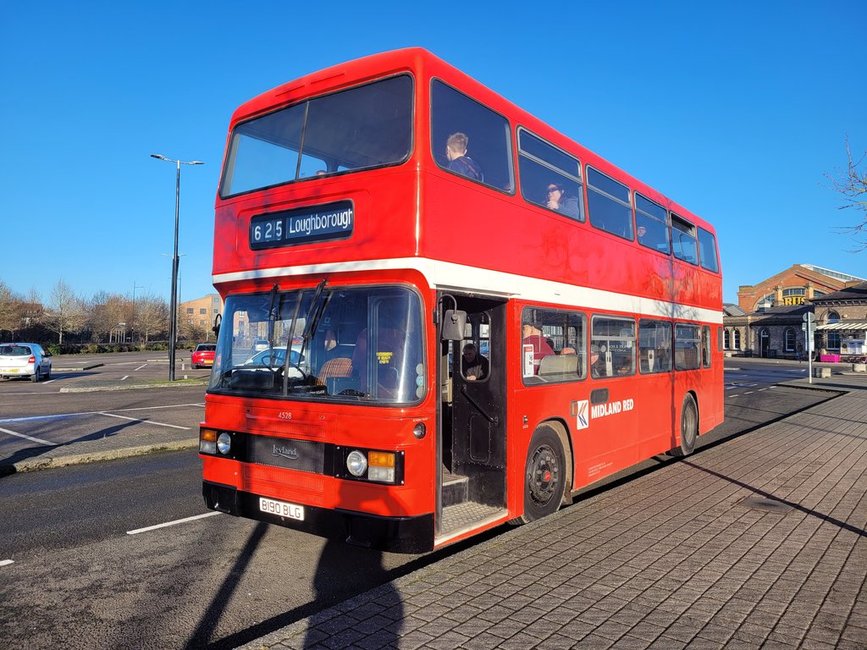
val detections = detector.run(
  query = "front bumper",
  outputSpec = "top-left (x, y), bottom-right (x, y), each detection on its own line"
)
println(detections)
top-left (202, 481), bottom-right (434, 553)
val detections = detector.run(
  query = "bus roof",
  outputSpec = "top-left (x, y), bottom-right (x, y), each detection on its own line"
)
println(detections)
top-left (228, 47), bottom-right (712, 234)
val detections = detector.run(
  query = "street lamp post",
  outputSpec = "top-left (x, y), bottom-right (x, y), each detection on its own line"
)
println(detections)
top-left (150, 153), bottom-right (204, 380)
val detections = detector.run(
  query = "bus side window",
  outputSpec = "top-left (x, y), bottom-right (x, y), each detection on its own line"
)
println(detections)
top-left (518, 129), bottom-right (584, 222)
top-left (431, 80), bottom-right (514, 194)
top-left (587, 167), bottom-right (633, 240)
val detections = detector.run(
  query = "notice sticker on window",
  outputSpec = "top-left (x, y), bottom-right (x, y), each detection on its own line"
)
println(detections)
top-left (523, 344), bottom-right (535, 378)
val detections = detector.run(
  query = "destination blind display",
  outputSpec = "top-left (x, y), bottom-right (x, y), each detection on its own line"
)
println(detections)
top-left (249, 200), bottom-right (354, 249)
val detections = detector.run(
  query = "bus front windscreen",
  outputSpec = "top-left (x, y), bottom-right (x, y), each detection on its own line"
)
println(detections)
top-left (220, 75), bottom-right (413, 197)
top-left (209, 286), bottom-right (425, 404)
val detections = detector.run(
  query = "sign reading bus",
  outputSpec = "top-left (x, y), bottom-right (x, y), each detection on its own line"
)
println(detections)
top-left (249, 200), bottom-right (354, 249)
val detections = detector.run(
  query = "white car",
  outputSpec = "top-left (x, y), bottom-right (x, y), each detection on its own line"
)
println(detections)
top-left (0, 342), bottom-right (53, 382)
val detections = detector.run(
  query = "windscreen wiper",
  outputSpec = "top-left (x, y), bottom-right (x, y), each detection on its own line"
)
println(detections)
top-left (281, 280), bottom-right (329, 394)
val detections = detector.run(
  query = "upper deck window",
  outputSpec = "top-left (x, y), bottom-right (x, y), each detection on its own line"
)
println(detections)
top-left (697, 227), bottom-right (719, 273)
top-left (431, 80), bottom-right (513, 193)
top-left (220, 75), bottom-right (413, 198)
top-left (671, 213), bottom-right (698, 265)
top-left (587, 167), bottom-right (634, 240)
top-left (518, 129), bottom-right (584, 221)
top-left (635, 193), bottom-right (670, 254)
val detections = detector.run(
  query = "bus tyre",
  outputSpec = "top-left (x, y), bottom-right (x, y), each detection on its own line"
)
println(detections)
top-left (521, 426), bottom-right (566, 523)
top-left (670, 394), bottom-right (698, 457)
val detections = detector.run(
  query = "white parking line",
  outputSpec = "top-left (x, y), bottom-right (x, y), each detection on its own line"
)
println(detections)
top-left (0, 426), bottom-right (57, 446)
top-left (0, 403), bottom-right (204, 425)
top-left (120, 375), bottom-right (130, 381)
top-left (127, 511), bottom-right (221, 535)
top-left (99, 413), bottom-right (190, 430)
top-left (0, 559), bottom-right (14, 567)
top-left (134, 364), bottom-right (148, 371)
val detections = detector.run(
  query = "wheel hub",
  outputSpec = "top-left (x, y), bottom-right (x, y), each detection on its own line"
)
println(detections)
top-left (529, 445), bottom-right (559, 505)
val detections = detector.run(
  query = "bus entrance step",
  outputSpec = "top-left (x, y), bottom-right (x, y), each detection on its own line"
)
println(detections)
top-left (442, 470), bottom-right (469, 507)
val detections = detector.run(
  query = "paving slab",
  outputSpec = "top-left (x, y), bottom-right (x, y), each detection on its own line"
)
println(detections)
top-left (243, 374), bottom-right (867, 650)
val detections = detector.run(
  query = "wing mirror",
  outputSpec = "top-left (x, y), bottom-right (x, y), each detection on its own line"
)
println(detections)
top-left (441, 309), bottom-right (467, 342)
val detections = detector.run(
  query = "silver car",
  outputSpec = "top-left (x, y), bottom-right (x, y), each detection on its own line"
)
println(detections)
top-left (0, 343), bottom-right (53, 382)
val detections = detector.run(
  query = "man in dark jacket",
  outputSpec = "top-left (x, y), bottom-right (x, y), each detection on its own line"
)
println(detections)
top-left (446, 132), bottom-right (483, 182)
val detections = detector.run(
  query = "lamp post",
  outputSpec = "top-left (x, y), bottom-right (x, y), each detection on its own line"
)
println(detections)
top-left (151, 153), bottom-right (204, 380)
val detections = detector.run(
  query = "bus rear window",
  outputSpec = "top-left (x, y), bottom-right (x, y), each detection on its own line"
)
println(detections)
top-left (220, 75), bottom-right (413, 197)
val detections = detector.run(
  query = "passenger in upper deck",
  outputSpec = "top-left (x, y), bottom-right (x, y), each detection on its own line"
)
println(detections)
top-left (546, 183), bottom-right (580, 219)
top-left (445, 132), bottom-right (483, 182)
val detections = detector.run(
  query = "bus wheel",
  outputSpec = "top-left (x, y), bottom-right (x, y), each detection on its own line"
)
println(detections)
top-left (670, 394), bottom-right (698, 457)
top-left (521, 425), bottom-right (566, 523)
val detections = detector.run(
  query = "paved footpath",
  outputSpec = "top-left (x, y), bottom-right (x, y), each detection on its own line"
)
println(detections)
top-left (245, 377), bottom-right (867, 650)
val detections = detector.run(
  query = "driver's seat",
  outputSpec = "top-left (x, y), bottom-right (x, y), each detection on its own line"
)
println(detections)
top-left (316, 357), bottom-right (352, 385)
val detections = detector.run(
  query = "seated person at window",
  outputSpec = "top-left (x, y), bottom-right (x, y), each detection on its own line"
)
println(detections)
top-left (461, 343), bottom-right (489, 381)
top-left (546, 183), bottom-right (579, 218)
top-left (522, 323), bottom-right (554, 374)
top-left (445, 132), bottom-right (483, 182)
top-left (590, 344), bottom-right (607, 378)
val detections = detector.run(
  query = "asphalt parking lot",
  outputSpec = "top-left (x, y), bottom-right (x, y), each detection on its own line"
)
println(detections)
top-left (0, 351), bottom-right (208, 471)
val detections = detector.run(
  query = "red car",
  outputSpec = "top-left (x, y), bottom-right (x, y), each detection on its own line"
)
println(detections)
top-left (191, 343), bottom-right (216, 369)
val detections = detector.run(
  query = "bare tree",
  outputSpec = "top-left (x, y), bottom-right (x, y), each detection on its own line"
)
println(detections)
top-left (830, 140), bottom-right (867, 251)
top-left (45, 280), bottom-right (86, 344)
top-left (0, 281), bottom-right (17, 333)
top-left (136, 296), bottom-right (169, 344)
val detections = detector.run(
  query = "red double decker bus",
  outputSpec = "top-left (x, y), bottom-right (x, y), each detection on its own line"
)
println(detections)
top-left (200, 48), bottom-right (723, 553)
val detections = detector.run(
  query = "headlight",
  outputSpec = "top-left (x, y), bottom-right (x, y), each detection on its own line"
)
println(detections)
top-left (217, 432), bottom-right (232, 455)
top-left (346, 450), bottom-right (368, 477)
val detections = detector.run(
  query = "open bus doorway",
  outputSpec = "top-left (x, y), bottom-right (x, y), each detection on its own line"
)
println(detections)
top-left (437, 293), bottom-right (508, 542)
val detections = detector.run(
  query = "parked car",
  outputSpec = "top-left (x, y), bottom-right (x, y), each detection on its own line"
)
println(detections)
top-left (0, 343), bottom-right (52, 382)
top-left (191, 343), bottom-right (217, 369)
top-left (252, 338), bottom-right (270, 352)
top-left (244, 347), bottom-right (303, 368)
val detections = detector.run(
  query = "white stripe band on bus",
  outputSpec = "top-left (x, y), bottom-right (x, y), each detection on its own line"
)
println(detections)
top-left (213, 256), bottom-right (724, 325)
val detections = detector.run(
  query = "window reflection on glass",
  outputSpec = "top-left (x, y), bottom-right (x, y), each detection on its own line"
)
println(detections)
top-left (638, 319), bottom-right (672, 373)
top-left (221, 75), bottom-right (413, 197)
top-left (209, 286), bottom-right (424, 403)
top-left (518, 129), bottom-right (583, 221)
top-left (587, 167), bottom-right (633, 240)
top-left (591, 316), bottom-right (635, 378)
top-left (521, 308), bottom-right (586, 383)
top-left (675, 324), bottom-right (701, 370)
top-left (431, 80), bottom-right (514, 193)
top-left (635, 193), bottom-right (670, 254)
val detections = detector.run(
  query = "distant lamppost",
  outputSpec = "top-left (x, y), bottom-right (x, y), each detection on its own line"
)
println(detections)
top-left (150, 153), bottom-right (204, 380)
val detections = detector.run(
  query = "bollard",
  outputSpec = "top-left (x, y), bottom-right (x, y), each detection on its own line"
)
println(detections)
top-left (813, 367), bottom-right (831, 378)
top-left (853, 363), bottom-right (866, 373)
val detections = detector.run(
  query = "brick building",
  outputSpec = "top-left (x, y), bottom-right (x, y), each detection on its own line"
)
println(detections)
top-left (180, 293), bottom-right (222, 339)
top-left (736, 264), bottom-right (860, 312)
top-left (812, 282), bottom-right (867, 358)
top-left (724, 265), bottom-right (865, 359)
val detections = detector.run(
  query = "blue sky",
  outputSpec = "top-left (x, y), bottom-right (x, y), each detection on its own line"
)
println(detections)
top-left (2, 1), bottom-right (865, 306)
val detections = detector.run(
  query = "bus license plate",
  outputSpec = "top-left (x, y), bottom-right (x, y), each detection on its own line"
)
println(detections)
top-left (259, 497), bottom-right (305, 521)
